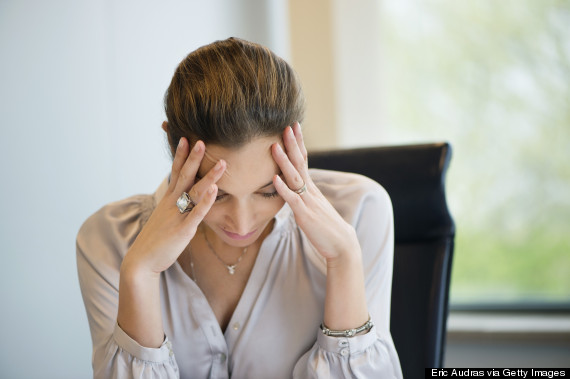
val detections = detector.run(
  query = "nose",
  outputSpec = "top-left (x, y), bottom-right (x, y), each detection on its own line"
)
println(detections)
top-left (225, 199), bottom-right (255, 235)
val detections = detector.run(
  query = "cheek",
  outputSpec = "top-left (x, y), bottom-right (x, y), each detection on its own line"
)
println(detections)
top-left (201, 205), bottom-right (223, 225)
top-left (265, 198), bottom-right (286, 217)
top-left (253, 202), bottom-right (284, 223)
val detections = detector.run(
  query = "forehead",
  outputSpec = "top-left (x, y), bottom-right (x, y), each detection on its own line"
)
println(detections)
top-left (199, 136), bottom-right (283, 191)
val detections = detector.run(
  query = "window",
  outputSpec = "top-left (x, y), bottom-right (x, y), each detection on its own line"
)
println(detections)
top-left (378, 1), bottom-right (570, 305)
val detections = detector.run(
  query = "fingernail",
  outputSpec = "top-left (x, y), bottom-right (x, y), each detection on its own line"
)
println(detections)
top-left (215, 160), bottom-right (223, 171)
top-left (178, 138), bottom-right (183, 148)
top-left (193, 141), bottom-right (202, 152)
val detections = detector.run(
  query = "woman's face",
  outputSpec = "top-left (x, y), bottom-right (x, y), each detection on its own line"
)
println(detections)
top-left (197, 135), bottom-right (285, 248)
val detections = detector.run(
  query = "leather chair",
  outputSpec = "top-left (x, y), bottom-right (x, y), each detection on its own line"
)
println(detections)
top-left (309, 142), bottom-right (455, 378)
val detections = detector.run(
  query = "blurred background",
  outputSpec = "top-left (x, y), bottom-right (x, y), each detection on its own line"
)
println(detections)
top-left (1, 0), bottom-right (568, 377)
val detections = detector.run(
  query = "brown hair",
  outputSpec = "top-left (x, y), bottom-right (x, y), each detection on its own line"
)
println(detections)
top-left (164, 37), bottom-right (305, 154)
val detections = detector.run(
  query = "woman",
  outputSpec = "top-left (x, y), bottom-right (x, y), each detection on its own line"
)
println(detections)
top-left (77, 37), bottom-right (402, 378)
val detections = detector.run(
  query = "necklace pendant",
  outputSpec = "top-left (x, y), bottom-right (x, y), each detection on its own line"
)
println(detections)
top-left (203, 228), bottom-right (247, 276)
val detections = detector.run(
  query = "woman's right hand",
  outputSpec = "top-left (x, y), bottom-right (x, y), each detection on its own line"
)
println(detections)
top-left (121, 137), bottom-right (226, 276)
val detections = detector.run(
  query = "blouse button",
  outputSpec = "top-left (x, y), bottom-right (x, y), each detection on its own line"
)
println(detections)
top-left (340, 348), bottom-right (349, 356)
top-left (219, 353), bottom-right (227, 363)
top-left (232, 322), bottom-right (240, 331)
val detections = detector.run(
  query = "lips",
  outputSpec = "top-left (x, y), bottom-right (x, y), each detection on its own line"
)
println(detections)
top-left (222, 229), bottom-right (257, 241)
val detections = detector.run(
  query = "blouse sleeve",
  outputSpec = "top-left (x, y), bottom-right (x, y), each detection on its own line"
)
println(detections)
top-left (293, 171), bottom-right (403, 378)
top-left (76, 195), bottom-right (180, 379)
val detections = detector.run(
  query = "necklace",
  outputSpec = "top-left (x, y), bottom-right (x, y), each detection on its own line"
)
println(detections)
top-left (203, 228), bottom-right (248, 275)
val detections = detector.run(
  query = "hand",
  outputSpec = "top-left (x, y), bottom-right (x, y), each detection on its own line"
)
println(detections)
top-left (271, 123), bottom-right (360, 263)
top-left (121, 138), bottom-right (226, 276)
top-left (272, 124), bottom-right (369, 330)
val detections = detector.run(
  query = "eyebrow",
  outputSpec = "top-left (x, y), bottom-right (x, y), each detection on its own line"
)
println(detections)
top-left (257, 180), bottom-right (275, 190)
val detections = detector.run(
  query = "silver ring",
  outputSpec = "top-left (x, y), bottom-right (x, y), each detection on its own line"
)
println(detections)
top-left (293, 183), bottom-right (307, 195)
top-left (176, 192), bottom-right (195, 213)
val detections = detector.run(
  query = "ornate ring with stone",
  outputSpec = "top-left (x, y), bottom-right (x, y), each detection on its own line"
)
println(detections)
top-left (176, 192), bottom-right (195, 213)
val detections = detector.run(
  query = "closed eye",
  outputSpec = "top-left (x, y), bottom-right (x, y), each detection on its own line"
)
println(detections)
top-left (214, 191), bottom-right (279, 202)
top-left (261, 191), bottom-right (279, 199)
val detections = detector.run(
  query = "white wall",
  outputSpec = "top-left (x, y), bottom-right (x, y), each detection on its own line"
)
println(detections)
top-left (0, 1), bottom-right (287, 377)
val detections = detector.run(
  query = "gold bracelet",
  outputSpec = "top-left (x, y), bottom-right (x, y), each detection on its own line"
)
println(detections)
top-left (320, 317), bottom-right (374, 337)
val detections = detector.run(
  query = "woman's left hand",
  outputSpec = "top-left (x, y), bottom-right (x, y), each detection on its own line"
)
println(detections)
top-left (272, 122), bottom-right (360, 263)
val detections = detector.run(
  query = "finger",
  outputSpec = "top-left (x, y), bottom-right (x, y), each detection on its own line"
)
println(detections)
top-left (187, 159), bottom-right (226, 204)
top-left (183, 184), bottom-right (218, 230)
top-left (272, 143), bottom-right (306, 193)
top-left (283, 126), bottom-right (308, 178)
top-left (273, 174), bottom-right (307, 211)
top-left (173, 140), bottom-right (205, 196)
top-left (292, 122), bottom-right (308, 161)
top-left (167, 138), bottom-right (190, 193)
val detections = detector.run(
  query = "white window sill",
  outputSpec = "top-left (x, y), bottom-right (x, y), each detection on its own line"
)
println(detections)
top-left (447, 312), bottom-right (570, 335)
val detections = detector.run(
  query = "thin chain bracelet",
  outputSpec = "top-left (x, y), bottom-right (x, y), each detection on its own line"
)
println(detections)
top-left (320, 317), bottom-right (374, 337)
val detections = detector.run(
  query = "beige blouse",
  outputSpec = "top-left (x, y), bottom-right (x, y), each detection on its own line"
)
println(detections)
top-left (76, 169), bottom-right (402, 379)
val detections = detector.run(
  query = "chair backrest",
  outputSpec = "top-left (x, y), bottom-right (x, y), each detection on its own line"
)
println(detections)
top-left (309, 142), bottom-right (455, 378)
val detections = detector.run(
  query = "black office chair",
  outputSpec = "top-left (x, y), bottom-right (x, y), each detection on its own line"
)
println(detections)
top-left (309, 142), bottom-right (455, 379)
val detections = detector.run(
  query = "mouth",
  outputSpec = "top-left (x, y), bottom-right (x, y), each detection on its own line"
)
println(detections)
top-left (222, 229), bottom-right (257, 241)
